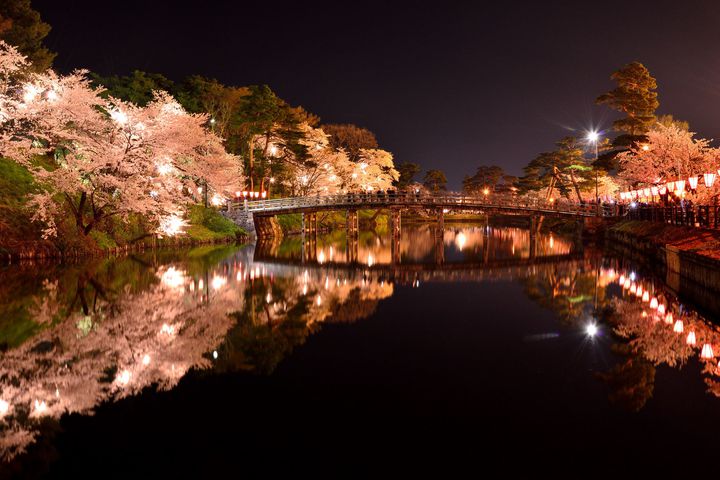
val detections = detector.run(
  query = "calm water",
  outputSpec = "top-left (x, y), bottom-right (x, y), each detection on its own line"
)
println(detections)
top-left (1, 224), bottom-right (719, 476)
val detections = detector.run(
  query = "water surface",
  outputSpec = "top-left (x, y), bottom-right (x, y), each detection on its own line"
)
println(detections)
top-left (1, 224), bottom-right (719, 475)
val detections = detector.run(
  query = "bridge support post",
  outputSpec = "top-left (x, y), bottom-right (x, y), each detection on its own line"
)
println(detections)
top-left (529, 215), bottom-right (543, 260)
top-left (390, 208), bottom-right (401, 238)
top-left (391, 233), bottom-right (401, 264)
top-left (434, 222), bottom-right (444, 265)
top-left (437, 208), bottom-right (444, 229)
top-left (346, 232), bottom-right (358, 263)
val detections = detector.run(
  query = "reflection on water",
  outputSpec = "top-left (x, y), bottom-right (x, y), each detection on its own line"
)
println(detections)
top-left (0, 225), bottom-right (719, 462)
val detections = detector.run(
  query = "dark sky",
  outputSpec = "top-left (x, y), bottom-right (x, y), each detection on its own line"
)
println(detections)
top-left (33, 0), bottom-right (720, 188)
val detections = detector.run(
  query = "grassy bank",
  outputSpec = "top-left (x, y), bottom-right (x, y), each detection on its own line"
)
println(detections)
top-left (0, 160), bottom-right (247, 260)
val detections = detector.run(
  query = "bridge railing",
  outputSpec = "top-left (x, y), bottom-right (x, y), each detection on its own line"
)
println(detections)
top-left (627, 205), bottom-right (720, 229)
top-left (228, 192), bottom-right (621, 217)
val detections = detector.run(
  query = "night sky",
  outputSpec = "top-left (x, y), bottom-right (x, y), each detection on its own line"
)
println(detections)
top-left (33, 0), bottom-right (720, 188)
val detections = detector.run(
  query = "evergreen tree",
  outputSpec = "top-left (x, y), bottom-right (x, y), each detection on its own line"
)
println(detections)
top-left (394, 162), bottom-right (421, 189)
top-left (595, 62), bottom-right (659, 171)
top-left (423, 169), bottom-right (447, 193)
top-left (0, 0), bottom-right (55, 71)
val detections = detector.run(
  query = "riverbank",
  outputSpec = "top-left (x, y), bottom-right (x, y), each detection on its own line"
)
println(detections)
top-left (0, 204), bottom-right (248, 262)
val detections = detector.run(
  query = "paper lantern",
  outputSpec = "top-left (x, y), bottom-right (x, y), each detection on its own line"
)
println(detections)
top-left (687, 331), bottom-right (696, 346)
top-left (651, 186), bottom-right (659, 196)
top-left (643, 188), bottom-right (651, 198)
top-left (630, 284), bottom-right (637, 294)
top-left (701, 343), bottom-right (714, 359)
top-left (688, 176), bottom-right (699, 190)
top-left (673, 320), bottom-right (684, 333)
top-left (619, 275), bottom-right (626, 285)
top-left (642, 291), bottom-right (650, 302)
top-left (704, 173), bottom-right (716, 188)
top-left (657, 304), bottom-right (666, 315)
top-left (676, 180), bottom-right (686, 192)
top-left (650, 297), bottom-right (658, 309)
top-left (664, 312), bottom-right (673, 324)
top-left (635, 285), bottom-right (643, 298)
top-left (624, 279), bottom-right (631, 289)
top-left (659, 186), bottom-right (667, 195)
top-left (667, 182), bottom-right (675, 192)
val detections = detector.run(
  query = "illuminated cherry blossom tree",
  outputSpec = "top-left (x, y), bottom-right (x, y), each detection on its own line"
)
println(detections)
top-left (0, 41), bottom-right (243, 238)
top-left (617, 123), bottom-right (718, 200)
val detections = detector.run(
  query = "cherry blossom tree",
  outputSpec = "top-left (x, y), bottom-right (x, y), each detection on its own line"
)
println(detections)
top-left (0, 41), bottom-right (242, 238)
top-left (617, 123), bottom-right (718, 200)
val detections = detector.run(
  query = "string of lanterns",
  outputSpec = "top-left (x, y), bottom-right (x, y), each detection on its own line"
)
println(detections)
top-left (619, 171), bottom-right (718, 202)
top-left (235, 190), bottom-right (267, 200)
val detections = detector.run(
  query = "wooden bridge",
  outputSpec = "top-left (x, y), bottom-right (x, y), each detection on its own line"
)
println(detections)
top-left (224, 192), bottom-right (622, 238)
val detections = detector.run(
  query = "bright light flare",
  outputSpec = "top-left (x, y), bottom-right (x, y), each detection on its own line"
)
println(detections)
top-left (158, 214), bottom-right (187, 237)
top-left (585, 323), bottom-right (599, 337)
top-left (586, 130), bottom-right (599, 143)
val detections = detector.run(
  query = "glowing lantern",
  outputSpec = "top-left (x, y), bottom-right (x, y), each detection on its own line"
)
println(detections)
top-left (619, 275), bottom-right (626, 285)
top-left (657, 304), bottom-right (666, 315)
top-left (667, 182), bottom-right (675, 192)
top-left (705, 173), bottom-right (717, 188)
top-left (261, 191), bottom-right (267, 198)
top-left (651, 186), bottom-right (659, 196)
top-left (688, 176), bottom-right (699, 190)
top-left (642, 291), bottom-right (650, 302)
top-left (664, 312), bottom-right (673, 324)
top-left (0, 400), bottom-right (9, 417)
top-left (629, 283), bottom-right (637, 294)
top-left (676, 180), bottom-right (686, 192)
top-left (235, 191), bottom-right (241, 197)
top-left (650, 297), bottom-right (658, 309)
top-left (687, 331), bottom-right (696, 346)
top-left (635, 285), bottom-right (643, 298)
top-left (701, 343), bottom-right (714, 359)
top-left (659, 186), bottom-right (667, 195)
top-left (673, 320), bottom-right (684, 333)
top-left (643, 188), bottom-right (651, 198)
top-left (623, 279), bottom-right (631, 289)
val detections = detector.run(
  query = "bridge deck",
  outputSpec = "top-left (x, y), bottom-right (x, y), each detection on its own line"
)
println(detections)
top-left (233, 193), bottom-right (618, 218)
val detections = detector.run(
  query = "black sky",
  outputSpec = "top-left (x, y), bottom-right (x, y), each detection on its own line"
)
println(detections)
top-left (33, 0), bottom-right (720, 188)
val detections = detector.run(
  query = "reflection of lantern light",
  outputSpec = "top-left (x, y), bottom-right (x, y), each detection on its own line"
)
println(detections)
top-left (630, 284), bottom-right (637, 294)
top-left (619, 275), bottom-right (626, 285)
top-left (657, 304), bottom-right (666, 315)
top-left (687, 331), bottom-right (696, 346)
top-left (701, 344), bottom-right (714, 359)
top-left (211, 275), bottom-right (226, 291)
top-left (642, 291), bottom-right (650, 302)
top-left (673, 320), bottom-right (684, 333)
top-left (635, 285), bottom-right (643, 298)
top-left (367, 254), bottom-right (374, 267)
top-left (34, 400), bottom-right (48, 415)
top-left (650, 297), bottom-right (658, 309)
top-left (624, 279), bottom-right (631, 289)
top-left (664, 312), bottom-right (673, 324)
top-left (318, 250), bottom-right (326, 264)
top-left (455, 232), bottom-right (467, 250)
top-left (316, 295), bottom-right (322, 306)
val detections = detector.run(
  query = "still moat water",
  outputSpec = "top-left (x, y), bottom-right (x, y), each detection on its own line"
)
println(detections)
top-left (1, 223), bottom-right (719, 476)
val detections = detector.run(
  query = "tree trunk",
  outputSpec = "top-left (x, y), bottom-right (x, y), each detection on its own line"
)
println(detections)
top-left (568, 170), bottom-right (583, 204)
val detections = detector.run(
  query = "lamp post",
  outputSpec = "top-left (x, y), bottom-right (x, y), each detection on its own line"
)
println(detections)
top-left (587, 131), bottom-right (600, 216)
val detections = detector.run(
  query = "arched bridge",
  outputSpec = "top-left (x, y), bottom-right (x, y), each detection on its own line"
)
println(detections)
top-left (223, 193), bottom-right (622, 237)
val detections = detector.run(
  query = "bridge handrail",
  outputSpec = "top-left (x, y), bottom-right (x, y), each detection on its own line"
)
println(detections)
top-left (228, 193), bottom-right (619, 217)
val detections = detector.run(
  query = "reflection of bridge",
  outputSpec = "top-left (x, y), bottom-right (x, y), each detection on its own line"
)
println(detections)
top-left (224, 193), bottom-right (619, 238)
top-left (252, 252), bottom-right (591, 285)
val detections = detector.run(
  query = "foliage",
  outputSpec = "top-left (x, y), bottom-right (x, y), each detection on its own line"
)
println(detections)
top-left (423, 169), bottom-right (447, 192)
top-left (462, 165), bottom-right (505, 194)
top-left (394, 161), bottom-right (421, 189)
top-left (322, 123), bottom-right (378, 161)
top-left (0, 0), bottom-right (55, 71)
top-left (0, 41), bottom-right (243, 238)
top-left (595, 61), bottom-right (659, 170)
top-left (617, 122), bottom-right (718, 201)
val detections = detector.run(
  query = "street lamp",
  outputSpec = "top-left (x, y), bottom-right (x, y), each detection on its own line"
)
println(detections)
top-left (586, 130), bottom-right (600, 215)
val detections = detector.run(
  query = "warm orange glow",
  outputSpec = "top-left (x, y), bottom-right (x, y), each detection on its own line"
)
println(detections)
top-left (687, 331), bottom-right (697, 346)
top-left (657, 304), bottom-right (666, 315)
top-left (673, 320), bottom-right (684, 333)
top-left (650, 297), bottom-right (658, 309)
top-left (664, 312), bottom-right (673, 324)
top-left (701, 343), bottom-right (714, 359)
top-left (642, 291), bottom-right (649, 302)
